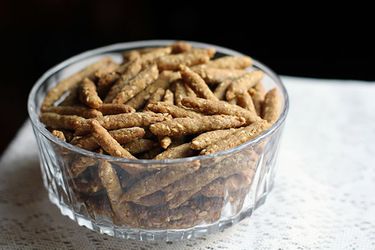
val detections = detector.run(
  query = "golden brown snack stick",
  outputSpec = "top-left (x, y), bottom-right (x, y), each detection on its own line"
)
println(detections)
top-left (167, 188), bottom-right (199, 209)
top-left (90, 120), bottom-right (136, 159)
top-left (97, 103), bottom-right (135, 115)
top-left (137, 196), bottom-right (223, 229)
top-left (112, 64), bottom-right (159, 104)
top-left (199, 178), bottom-right (224, 197)
top-left (51, 130), bottom-right (66, 141)
top-left (72, 127), bottom-right (145, 151)
top-left (168, 196), bottom-right (223, 227)
top-left (184, 83), bottom-right (197, 97)
top-left (236, 91), bottom-right (257, 115)
top-left (75, 112), bottom-right (169, 135)
top-left (140, 47), bottom-right (172, 66)
top-left (126, 47), bottom-right (169, 55)
top-left (133, 191), bottom-right (166, 207)
top-left (149, 115), bottom-right (246, 137)
top-left (200, 172), bottom-right (253, 198)
top-left (154, 143), bottom-right (196, 160)
top-left (191, 128), bottom-right (238, 150)
top-left (262, 88), bottom-right (281, 124)
top-left (69, 156), bottom-right (97, 177)
top-left (181, 97), bottom-right (260, 124)
top-left (98, 161), bottom-right (138, 226)
top-left (43, 106), bottom-right (102, 118)
top-left (156, 48), bottom-right (215, 70)
top-left (213, 78), bottom-right (232, 100)
top-left (99, 112), bottom-right (170, 130)
top-left (206, 56), bottom-right (252, 69)
top-left (97, 55), bottom-right (141, 96)
top-left (40, 113), bottom-right (85, 130)
top-left (104, 58), bottom-right (142, 103)
top-left (122, 50), bottom-right (141, 63)
top-left (160, 136), bottom-right (172, 149)
top-left (41, 57), bottom-right (112, 111)
top-left (162, 89), bottom-right (174, 104)
top-left (226, 70), bottom-right (264, 101)
top-left (201, 120), bottom-right (270, 155)
top-left (174, 80), bottom-right (187, 106)
top-left (126, 71), bottom-right (180, 110)
top-left (121, 161), bottom-right (200, 202)
top-left (98, 162), bottom-right (122, 203)
top-left (94, 60), bottom-right (119, 79)
top-left (180, 65), bottom-right (218, 101)
top-left (145, 88), bottom-right (165, 106)
top-left (193, 66), bottom-right (245, 84)
top-left (123, 139), bottom-right (158, 155)
top-left (191, 48), bottom-right (216, 57)
top-left (171, 41), bottom-right (192, 53)
top-left (79, 78), bottom-right (103, 109)
top-left (146, 102), bottom-right (202, 118)
top-left (163, 154), bottom-right (252, 203)
top-left (119, 53), bottom-right (142, 71)
top-left (249, 82), bottom-right (266, 116)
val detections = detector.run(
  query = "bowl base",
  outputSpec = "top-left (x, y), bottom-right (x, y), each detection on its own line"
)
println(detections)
top-left (48, 189), bottom-right (269, 241)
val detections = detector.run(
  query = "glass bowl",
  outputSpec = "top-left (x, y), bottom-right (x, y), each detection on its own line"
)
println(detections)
top-left (27, 40), bottom-right (289, 241)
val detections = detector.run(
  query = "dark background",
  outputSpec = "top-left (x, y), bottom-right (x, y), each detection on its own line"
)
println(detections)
top-left (0, 0), bottom-right (373, 153)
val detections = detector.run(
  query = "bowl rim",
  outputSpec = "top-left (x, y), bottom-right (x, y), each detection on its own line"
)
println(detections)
top-left (28, 40), bottom-right (289, 164)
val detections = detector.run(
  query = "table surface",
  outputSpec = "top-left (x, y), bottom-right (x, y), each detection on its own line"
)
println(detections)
top-left (1, 76), bottom-right (374, 250)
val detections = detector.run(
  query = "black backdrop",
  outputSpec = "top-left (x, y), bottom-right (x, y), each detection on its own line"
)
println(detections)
top-left (0, 0), bottom-right (373, 152)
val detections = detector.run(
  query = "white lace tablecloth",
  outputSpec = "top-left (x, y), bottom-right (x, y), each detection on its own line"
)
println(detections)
top-left (1, 76), bottom-right (374, 249)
